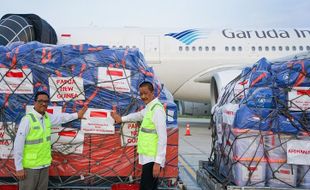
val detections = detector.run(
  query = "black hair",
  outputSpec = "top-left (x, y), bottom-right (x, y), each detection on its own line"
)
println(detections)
top-left (34, 91), bottom-right (50, 101)
top-left (139, 81), bottom-right (154, 92)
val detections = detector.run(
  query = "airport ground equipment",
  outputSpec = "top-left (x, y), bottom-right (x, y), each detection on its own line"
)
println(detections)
top-left (198, 53), bottom-right (310, 189)
top-left (0, 42), bottom-right (178, 189)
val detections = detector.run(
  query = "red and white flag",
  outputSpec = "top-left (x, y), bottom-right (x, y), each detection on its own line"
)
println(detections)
top-left (97, 67), bottom-right (131, 93)
top-left (81, 108), bottom-right (115, 134)
top-left (0, 68), bottom-right (33, 94)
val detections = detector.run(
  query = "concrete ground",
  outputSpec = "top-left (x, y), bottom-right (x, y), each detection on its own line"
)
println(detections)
top-left (178, 118), bottom-right (212, 190)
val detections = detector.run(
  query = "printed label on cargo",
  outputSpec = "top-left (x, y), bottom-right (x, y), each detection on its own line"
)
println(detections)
top-left (287, 140), bottom-right (310, 165)
top-left (0, 68), bottom-right (33, 94)
top-left (270, 165), bottom-right (296, 185)
top-left (121, 122), bottom-right (139, 147)
top-left (51, 126), bottom-right (84, 155)
top-left (81, 108), bottom-right (115, 134)
top-left (288, 87), bottom-right (310, 111)
top-left (241, 165), bottom-right (264, 182)
top-left (0, 122), bottom-right (15, 159)
top-left (49, 77), bottom-right (85, 102)
top-left (167, 109), bottom-right (175, 122)
top-left (97, 67), bottom-right (131, 92)
top-left (234, 80), bottom-right (249, 100)
top-left (222, 103), bottom-right (239, 126)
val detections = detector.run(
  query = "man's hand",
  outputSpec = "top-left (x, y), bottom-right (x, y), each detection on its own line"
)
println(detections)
top-left (111, 111), bottom-right (122, 124)
top-left (16, 169), bottom-right (25, 180)
top-left (78, 106), bottom-right (88, 119)
top-left (153, 163), bottom-right (161, 178)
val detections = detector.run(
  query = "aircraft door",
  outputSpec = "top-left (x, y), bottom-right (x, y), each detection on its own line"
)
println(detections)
top-left (144, 35), bottom-right (160, 64)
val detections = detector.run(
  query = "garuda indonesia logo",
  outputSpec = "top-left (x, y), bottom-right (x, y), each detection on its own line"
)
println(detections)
top-left (165, 29), bottom-right (207, 45)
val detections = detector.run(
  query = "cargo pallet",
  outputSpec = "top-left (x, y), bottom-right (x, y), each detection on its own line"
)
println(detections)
top-left (196, 160), bottom-right (308, 190)
top-left (0, 184), bottom-right (178, 190)
top-left (0, 178), bottom-right (179, 190)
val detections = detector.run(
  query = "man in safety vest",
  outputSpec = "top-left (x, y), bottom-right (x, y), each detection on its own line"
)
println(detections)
top-left (111, 81), bottom-right (167, 190)
top-left (14, 91), bottom-right (88, 190)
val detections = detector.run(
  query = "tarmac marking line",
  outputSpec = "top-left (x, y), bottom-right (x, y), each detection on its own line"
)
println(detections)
top-left (178, 154), bottom-right (196, 180)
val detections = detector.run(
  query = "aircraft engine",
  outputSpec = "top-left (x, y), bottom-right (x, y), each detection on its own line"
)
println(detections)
top-left (210, 70), bottom-right (242, 110)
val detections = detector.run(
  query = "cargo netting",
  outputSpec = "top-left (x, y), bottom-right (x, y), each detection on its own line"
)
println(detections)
top-left (210, 55), bottom-right (310, 188)
top-left (0, 41), bottom-right (178, 188)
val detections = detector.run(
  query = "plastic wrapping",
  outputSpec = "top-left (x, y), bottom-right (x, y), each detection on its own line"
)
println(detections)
top-left (0, 42), bottom-right (178, 188)
top-left (232, 160), bottom-right (266, 187)
top-left (266, 163), bottom-right (298, 188)
top-left (212, 55), bottom-right (310, 188)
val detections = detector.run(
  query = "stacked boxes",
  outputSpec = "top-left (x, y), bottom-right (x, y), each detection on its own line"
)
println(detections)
top-left (230, 129), bottom-right (266, 186)
top-left (0, 42), bottom-right (178, 187)
top-left (213, 56), bottom-right (310, 188)
top-left (266, 162), bottom-right (297, 187)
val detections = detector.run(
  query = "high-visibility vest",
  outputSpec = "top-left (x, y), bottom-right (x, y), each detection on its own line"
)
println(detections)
top-left (137, 100), bottom-right (164, 157)
top-left (22, 112), bottom-right (52, 168)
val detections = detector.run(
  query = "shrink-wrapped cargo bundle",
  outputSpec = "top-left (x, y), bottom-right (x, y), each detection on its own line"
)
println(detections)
top-left (213, 55), bottom-right (310, 188)
top-left (0, 42), bottom-right (178, 188)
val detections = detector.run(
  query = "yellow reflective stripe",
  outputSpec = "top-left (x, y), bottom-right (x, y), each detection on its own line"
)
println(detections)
top-left (141, 127), bottom-right (157, 134)
top-left (25, 138), bottom-right (43, 145)
top-left (27, 113), bottom-right (37, 122)
top-left (33, 126), bottom-right (41, 130)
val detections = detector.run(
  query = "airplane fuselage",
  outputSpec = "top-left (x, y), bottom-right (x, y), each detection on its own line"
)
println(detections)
top-left (56, 27), bottom-right (310, 103)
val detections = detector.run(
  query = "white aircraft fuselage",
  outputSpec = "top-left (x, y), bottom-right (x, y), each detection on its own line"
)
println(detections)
top-left (56, 27), bottom-right (310, 103)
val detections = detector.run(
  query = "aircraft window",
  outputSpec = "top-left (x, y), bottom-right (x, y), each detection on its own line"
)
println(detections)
top-left (265, 46), bottom-right (269, 51)
top-left (132, 45), bottom-right (136, 48)
top-left (198, 46), bottom-right (202, 51)
top-left (251, 46), bottom-right (255, 51)
top-left (278, 46), bottom-right (283, 51)
top-left (299, 46), bottom-right (304, 51)
top-left (272, 46), bottom-right (276, 51)
top-left (307, 46), bottom-right (310, 51)
top-left (231, 46), bottom-right (236, 51)
top-left (225, 46), bottom-right (229, 51)
top-left (285, 46), bottom-right (290, 51)
top-left (179, 46), bottom-right (183, 51)
top-left (212, 46), bottom-right (216, 51)
top-left (192, 46), bottom-right (196, 51)
top-left (292, 46), bottom-right (296, 51)
top-left (119, 45), bottom-right (123, 48)
top-left (238, 46), bottom-right (242, 51)
top-left (185, 46), bottom-right (189, 51)
top-left (112, 45), bottom-right (117, 48)
top-left (258, 46), bottom-right (262, 51)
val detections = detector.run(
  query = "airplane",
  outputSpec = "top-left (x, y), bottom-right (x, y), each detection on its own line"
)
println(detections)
top-left (1, 14), bottom-right (310, 107)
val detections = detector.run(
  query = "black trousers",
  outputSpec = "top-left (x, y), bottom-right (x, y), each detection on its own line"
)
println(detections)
top-left (140, 162), bottom-right (158, 190)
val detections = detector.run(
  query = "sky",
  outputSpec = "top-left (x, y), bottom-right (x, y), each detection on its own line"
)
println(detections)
top-left (0, 0), bottom-right (310, 29)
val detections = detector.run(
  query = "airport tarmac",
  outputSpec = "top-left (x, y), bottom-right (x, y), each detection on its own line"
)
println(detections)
top-left (177, 117), bottom-right (212, 190)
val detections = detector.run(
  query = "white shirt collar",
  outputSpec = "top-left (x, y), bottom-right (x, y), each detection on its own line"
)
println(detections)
top-left (145, 97), bottom-right (158, 108)
top-left (30, 107), bottom-right (45, 119)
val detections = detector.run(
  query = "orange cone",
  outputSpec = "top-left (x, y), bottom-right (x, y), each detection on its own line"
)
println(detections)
top-left (185, 124), bottom-right (191, 136)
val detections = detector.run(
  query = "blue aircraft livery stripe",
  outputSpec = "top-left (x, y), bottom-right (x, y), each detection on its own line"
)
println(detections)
top-left (174, 29), bottom-right (197, 39)
top-left (165, 29), bottom-right (207, 45)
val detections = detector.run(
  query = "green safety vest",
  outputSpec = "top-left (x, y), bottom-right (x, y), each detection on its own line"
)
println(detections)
top-left (137, 100), bottom-right (164, 157)
top-left (22, 112), bottom-right (52, 168)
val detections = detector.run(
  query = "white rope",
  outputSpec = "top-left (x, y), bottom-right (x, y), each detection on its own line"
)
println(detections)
top-left (0, 16), bottom-right (34, 45)
top-left (8, 25), bottom-right (33, 45)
